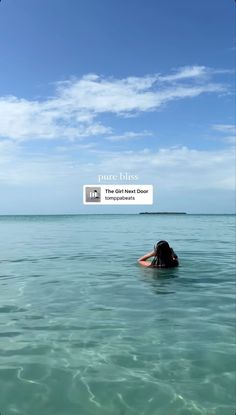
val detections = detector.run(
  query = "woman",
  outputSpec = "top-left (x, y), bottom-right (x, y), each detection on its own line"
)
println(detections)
top-left (138, 240), bottom-right (179, 268)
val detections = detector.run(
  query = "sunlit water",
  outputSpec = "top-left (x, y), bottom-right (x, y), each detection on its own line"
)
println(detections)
top-left (0, 214), bottom-right (235, 415)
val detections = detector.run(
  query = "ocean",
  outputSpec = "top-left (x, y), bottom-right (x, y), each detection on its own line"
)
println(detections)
top-left (0, 214), bottom-right (235, 415)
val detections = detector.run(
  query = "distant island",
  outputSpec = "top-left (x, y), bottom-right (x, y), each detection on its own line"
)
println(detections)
top-left (139, 212), bottom-right (187, 215)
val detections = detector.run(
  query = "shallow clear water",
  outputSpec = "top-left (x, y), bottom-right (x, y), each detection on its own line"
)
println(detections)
top-left (0, 214), bottom-right (235, 415)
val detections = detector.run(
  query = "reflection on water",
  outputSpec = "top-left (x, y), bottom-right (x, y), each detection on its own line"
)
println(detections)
top-left (139, 266), bottom-right (178, 295)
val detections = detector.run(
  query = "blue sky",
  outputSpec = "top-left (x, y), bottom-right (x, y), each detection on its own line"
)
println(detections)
top-left (0, 0), bottom-right (235, 214)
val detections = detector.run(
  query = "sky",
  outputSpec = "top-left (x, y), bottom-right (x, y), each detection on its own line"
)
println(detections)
top-left (0, 0), bottom-right (235, 214)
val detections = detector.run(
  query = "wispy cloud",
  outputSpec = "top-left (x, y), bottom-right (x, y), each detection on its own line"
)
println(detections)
top-left (105, 130), bottom-right (153, 142)
top-left (212, 124), bottom-right (236, 144)
top-left (90, 146), bottom-right (235, 190)
top-left (158, 66), bottom-right (233, 82)
top-left (0, 66), bottom-right (229, 141)
top-left (159, 65), bottom-right (208, 81)
top-left (213, 124), bottom-right (236, 134)
top-left (0, 96), bottom-right (111, 141)
top-left (1, 142), bottom-right (234, 191)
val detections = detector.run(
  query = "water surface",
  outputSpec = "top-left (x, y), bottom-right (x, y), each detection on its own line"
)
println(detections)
top-left (0, 214), bottom-right (235, 415)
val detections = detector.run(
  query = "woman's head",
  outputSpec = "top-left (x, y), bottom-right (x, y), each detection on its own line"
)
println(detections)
top-left (152, 240), bottom-right (174, 267)
top-left (154, 240), bottom-right (170, 253)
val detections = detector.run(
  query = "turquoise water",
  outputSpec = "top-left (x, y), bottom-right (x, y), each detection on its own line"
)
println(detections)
top-left (0, 214), bottom-right (235, 415)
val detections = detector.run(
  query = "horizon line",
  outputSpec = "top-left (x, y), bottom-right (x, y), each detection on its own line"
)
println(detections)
top-left (0, 213), bottom-right (235, 216)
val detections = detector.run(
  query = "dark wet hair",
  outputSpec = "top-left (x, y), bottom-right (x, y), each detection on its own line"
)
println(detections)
top-left (151, 240), bottom-right (178, 268)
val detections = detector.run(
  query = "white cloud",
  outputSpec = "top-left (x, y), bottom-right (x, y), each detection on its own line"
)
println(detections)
top-left (212, 124), bottom-right (236, 144)
top-left (159, 65), bottom-right (208, 81)
top-left (0, 142), bottom-right (76, 186)
top-left (105, 130), bottom-right (153, 142)
top-left (213, 124), bottom-right (236, 134)
top-left (0, 66), bottom-right (228, 141)
top-left (224, 136), bottom-right (236, 144)
top-left (159, 66), bottom-right (234, 82)
top-left (0, 96), bottom-right (111, 141)
top-left (53, 74), bottom-right (224, 114)
top-left (87, 146), bottom-right (236, 191)
top-left (1, 143), bottom-right (234, 191)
